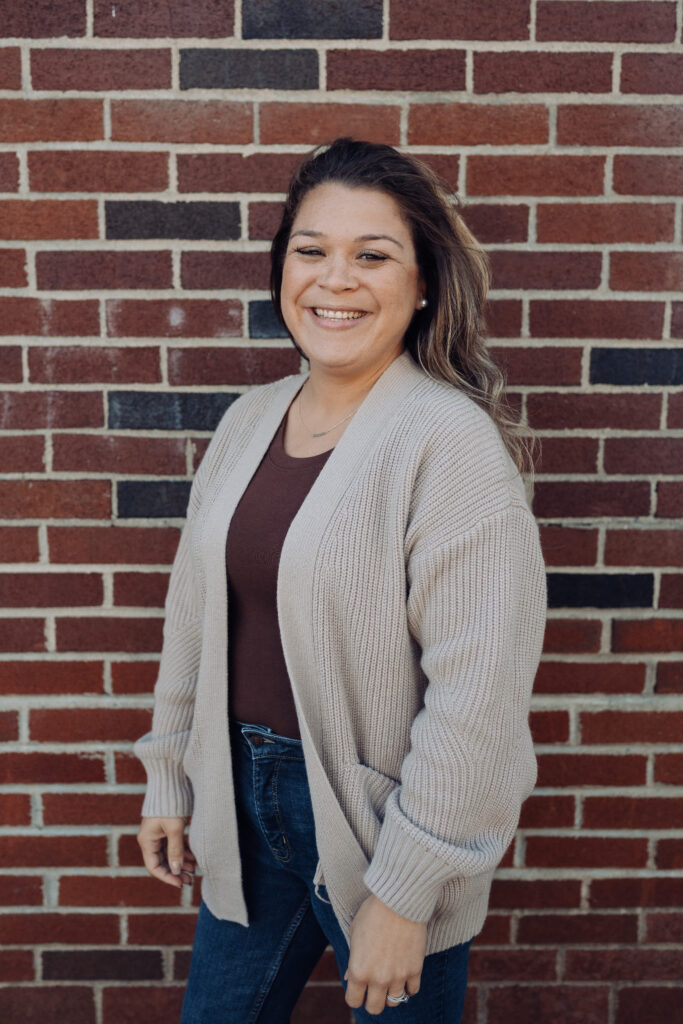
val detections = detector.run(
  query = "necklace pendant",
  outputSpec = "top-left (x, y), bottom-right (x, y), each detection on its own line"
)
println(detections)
top-left (311, 430), bottom-right (328, 437)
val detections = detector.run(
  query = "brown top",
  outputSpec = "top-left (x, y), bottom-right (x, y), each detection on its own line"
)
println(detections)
top-left (226, 407), bottom-right (334, 739)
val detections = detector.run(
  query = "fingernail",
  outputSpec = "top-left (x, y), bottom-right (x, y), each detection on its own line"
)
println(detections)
top-left (171, 860), bottom-right (181, 875)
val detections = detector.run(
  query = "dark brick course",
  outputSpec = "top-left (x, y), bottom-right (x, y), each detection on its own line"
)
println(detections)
top-left (108, 391), bottom-right (238, 431)
top-left (547, 573), bottom-right (655, 609)
top-left (105, 201), bottom-right (240, 240)
top-left (43, 948), bottom-right (163, 980)
top-left (590, 348), bottom-right (682, 386)
top-left (249, 301), bottom-right (288, 339)
top-left (242, 0), bottom-right (382, 39)
top-left (180, 48), bottom-right (318, 90)
top-left (117, 481), bottom-right (192, 519)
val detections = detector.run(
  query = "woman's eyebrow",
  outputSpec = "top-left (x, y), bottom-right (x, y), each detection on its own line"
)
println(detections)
top-left (290, 229), bottom-right (404, 249)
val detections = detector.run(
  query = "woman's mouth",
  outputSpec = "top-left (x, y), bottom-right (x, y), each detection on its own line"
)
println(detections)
top-left (310, 307), bottom-right (369, 323)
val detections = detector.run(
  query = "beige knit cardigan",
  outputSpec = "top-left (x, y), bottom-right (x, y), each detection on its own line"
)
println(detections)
top-left (134, 348), bottom-right (547, 955)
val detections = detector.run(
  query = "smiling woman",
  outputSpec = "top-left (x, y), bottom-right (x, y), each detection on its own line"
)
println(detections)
top-left (134, 138), bottom-right (547, 1024)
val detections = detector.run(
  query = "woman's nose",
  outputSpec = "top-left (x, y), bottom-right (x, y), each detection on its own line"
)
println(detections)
top-left (317, 256), bottom-right (358, 291)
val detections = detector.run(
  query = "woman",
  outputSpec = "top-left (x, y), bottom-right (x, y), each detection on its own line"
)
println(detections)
top-left (135, 138), bottom-right (547, 1022)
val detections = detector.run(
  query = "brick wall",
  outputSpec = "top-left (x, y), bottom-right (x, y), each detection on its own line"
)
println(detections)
top-left (0, 1), bottom-right (681, 1021)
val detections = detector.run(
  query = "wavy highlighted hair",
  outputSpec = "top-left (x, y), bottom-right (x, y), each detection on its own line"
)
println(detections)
top-left (270, 138), bottom-right (535, 475)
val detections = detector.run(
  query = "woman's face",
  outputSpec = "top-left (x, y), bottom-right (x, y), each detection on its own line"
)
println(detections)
top-left (280, 183), bottom-right (425, 377)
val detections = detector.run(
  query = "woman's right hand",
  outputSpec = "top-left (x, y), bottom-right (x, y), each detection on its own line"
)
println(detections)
top-left (138, 816), bottom-right (197, 888)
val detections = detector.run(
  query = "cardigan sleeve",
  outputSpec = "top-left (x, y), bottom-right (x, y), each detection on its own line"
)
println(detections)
top-left (362, 502), bottom-right (547, 923)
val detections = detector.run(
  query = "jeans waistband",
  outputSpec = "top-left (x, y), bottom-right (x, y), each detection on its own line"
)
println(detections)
top-left (229, 717), bottom-right (304, 756)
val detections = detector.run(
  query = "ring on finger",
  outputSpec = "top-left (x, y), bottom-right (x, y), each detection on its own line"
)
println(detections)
top-left (386, 988), bottom-right (410, 1004)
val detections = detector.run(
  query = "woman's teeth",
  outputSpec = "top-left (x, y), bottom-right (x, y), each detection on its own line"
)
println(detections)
top-left (314, 308), bottom-right (366, 320)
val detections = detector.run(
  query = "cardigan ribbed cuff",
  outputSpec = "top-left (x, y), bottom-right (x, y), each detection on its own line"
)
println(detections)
top-left (139, 760), bottom-right (194, 819)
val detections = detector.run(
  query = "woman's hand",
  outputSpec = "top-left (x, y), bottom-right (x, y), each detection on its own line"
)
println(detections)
top-left (343, 893), bottom-right (427, 1014)
top-left (137, 816), bottom-right (196, 889)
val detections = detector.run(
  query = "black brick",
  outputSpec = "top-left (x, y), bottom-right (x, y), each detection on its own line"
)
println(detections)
top-left (249, 300), bottom-right (288, 339)
top-left (43, 949), bottom-right (163, 981)
top-left (590, 348), bottom-right (682, 386)
top-left (547, 573), bottom-right (654, 609)
top-left (108, 391), bottom-right (238, 430)
top-left (105, 202), bottom-right (240, 241)
top-left (180, 48), bottom-right (318, 89)
top-left (242, 0), bottom-right (382, 39)
top-left (118, 480), bottom-right (192, 518)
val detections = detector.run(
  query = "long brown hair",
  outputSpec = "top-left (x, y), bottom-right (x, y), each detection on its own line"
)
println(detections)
top-left (270, 138), bottom-right (535, 475)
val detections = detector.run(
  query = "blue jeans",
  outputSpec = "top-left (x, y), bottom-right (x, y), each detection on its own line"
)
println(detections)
top-left (181, 718), bottom-right (470, 1023)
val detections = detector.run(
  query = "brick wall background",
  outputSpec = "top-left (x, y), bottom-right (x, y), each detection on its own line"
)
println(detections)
top-left (1, 1), bottom-right (681, 1022)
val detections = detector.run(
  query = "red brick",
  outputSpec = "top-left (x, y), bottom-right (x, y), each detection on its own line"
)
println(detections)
top-left (0, 988), bottom-right (94, 1023)
top-left (537, 753), bottom-right (646, 787)
top-left (584, 797), bottom-right (683, 830)
top-left (114, 572), bottom-right (170, 607)
top-left (656, 662), bottom-right (683, 692)
top-left (330, 49), bottom-right (466, 92)
top-left (0, 618), bottom-right (45, 652)
top-left (259, 103), bottom-right (401, 145)
top-left (657, 753), bottom-right (683, 785)
top-left (582, 709), bottom-right (683, 742)
top-left (469, 949), bottom-right (556, 982)
top-left (531, 299), bottom-right (663, 339)
top-left (538, 2), bottom-right (676, 41)
top-left (460, 203), bottom-right (529, 244)
top-left (102, 986), bottom-right (185, 1022)
top-left (490, 251), bottom-right (600, 291)
top-left (621, 53), bottom-right (683, 94)
top-left (0, 950), bottom-right (34, 981)
top-left (55, 618), bottom-right (163, 654)
top-left (542, 618), bottom-right (602, 653)
top-left (558, 104), bottom-right (683, 147)
top-left (605, 528), bottom-right (683, 566)
top-left (0, 297), bottom-right (99, 336)
top-left (526, 836), bottom-right (647, 870)
top-left (521, 913), bottom-right (637, 944)
top-left (181, 251), bottom-right (270, 290)
top-left (2, 2), bottom-right (85, 36)
top-left (53, 435), bottom-right (185, 475)
top-left (48, 526), bottom-right (178, 565)
top-left (59, 874), bottom-right (181, 907)
top-left (248, 201), bottom-right (283, 239)
top-left (0, 200), bottom-right (98, 240)
top-left (0, 835), bottom-right (107, 868)
top-left (485, 300), bottom-right (522, 338)
top-left (0, 528), bottom-right (39, 563)
top-left (474, 52), bottom-right (612, 93)
top-left (538, 201), bottom-right (675, 243)
top-left (661, 575), bottom-right (683, 608)
top-left (530, 710), bottom-right (569, 744)
top-left (191, 438), bottom-right (211, 471)
top-left (31, 48), bottom-right (172, 91)
top-left (0, 794), bottom-right (31, 826)
top-left (36, 250), bottom-right (172, 290)
top-left (0, 752), bottom-right (104, 786)
top-left (539, 527), bottom-right (599, 567)
top-left (0, 248), bottom-right (28, 287)
top-left (30, 707), bottom-right (151, 743)
top-left (657, 482), bottom-right (683, 518)
top-left (111, 661), bottom-right (159, 694)
top-left (168, 346), bottom-right (299, 386)
top-left (0, 345), bottom-right (22, 382)
top-left (118, 833), bottom-right (145, 866)
top-left (29, 150), bottom-right (168, 193)
top-left (44, 793), bottom-right (144, 826)
top-left (126, 913), bottom-right (197, 945)
top-left (105, 299), bottom-right (241, 338)
top-left (614, 156), bottom-right (683, 196)
top-left (669, 393), bottom-right (683, 429)
top-left (591, 877), bottom-right (683, 908)
top-left (409, 103), bottom-right (546, 144)
top-left (111, 98), bottom-right (251, 144)
top-left (94, 0), bottom-right (233, 36)
top-left (0, 435), bottom-right (45, 473)
top-left (0, 99), bottom-right (102, 142)
top-left (0, 153), bottom-right (19, 191)
top-left (0, 711), bottom-right (18, 742)
top-left (0, 48), bottom-right (21, 90)
top-left (612, 621), bottom-right (683, 655)
top-left (610, 251), bottom-right (683, 292)
top-left (467, 155), bottom-right (604, 196)
top-left (0, 572), bottom-right (102, 608)
top-left (490, 879), bottom-right (580, 909)
top-left (0, 480), bottom-right (110, 519)
top-left (0, 875), bottom-right (42, 905)
top-left (534, 481), bottom-right (650, 518)
top-left (534, 661), bottom-right (645, 695)
top-left (0, 391), bottom-right (102, 429)
top-left (567, 948), bottom-right (682, 982)
top-left (645, 913), bottom-right (682, 943)
top-left (535, 437), bottom-right (599, 475)
top-left (519, 794), bottom-right (574, 828)
top-left (656, 839), bottom-right (683, 869)
top-left (469, 914), bottom-right (511, 945)
top-left (528, 392), bottom-right (661, 430)
top-left (2, 660), bottom-right (103, 695)
top-left (487, 984), bottom-right (608, 1024)
top-left (390, 0), bottom-right (530, 40)
top-left (178, 152), bottom-right (301, 193)
top-left (0, 913), bottom-right (118, 945)
top-left (115, 750), bottom-right (146, 783)
top-left (29, 346), bottom-right (160, 385)
top-left (617, 987), bottom-right (683, 1024)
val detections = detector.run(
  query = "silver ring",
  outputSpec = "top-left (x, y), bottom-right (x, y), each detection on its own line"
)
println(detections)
top-left (386, 988), bottom-right (410, 1004)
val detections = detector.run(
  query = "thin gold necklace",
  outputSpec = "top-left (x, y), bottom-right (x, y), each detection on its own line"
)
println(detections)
top-left (296, 382), bottom-right (362, 438)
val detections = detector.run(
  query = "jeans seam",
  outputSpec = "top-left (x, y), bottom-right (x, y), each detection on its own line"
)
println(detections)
top-left (247, 892), bottom-right (312, 1024)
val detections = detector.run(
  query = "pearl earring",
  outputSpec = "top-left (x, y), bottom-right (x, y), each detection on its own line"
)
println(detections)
top-left (419, 298), bottom-right (428, 309)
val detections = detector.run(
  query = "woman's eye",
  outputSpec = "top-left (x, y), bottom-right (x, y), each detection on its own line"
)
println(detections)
top-left (358, 252), bottom-right (387, 262)
top-left (294, 247), bottom-right (323, 257)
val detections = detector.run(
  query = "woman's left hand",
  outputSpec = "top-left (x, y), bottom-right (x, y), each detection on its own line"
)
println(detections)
top-left (343, 893), bottom-right (428, 1014)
